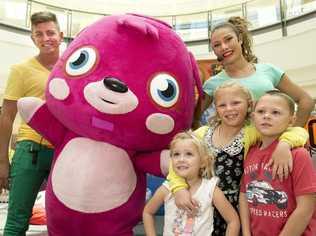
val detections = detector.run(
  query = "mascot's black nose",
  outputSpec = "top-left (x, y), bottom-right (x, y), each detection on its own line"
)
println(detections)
top-left (103, 77), bottom-right (128, 93)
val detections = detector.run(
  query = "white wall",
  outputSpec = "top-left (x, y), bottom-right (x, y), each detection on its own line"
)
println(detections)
top-left (0, 28), bottom-right (37, 101)
top-left (254, 27), bottom-right (316, 98)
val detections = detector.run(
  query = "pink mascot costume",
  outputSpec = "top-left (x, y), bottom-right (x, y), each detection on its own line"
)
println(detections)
top-left (18, 14), bottom-right (202, 235)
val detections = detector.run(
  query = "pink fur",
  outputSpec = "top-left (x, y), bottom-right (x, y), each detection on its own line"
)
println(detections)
top-left (19, 14), bottom-right (201, 235)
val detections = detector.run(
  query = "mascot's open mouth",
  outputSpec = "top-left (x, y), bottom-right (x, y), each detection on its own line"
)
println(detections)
top-left (92, 116), bottom-right (114, 131)
top-left (101, 98), bottom-right (115, 104)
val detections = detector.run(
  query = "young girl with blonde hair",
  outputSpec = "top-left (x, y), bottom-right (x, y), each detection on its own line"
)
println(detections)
top-left (143, 131), bottom-right (240, 236)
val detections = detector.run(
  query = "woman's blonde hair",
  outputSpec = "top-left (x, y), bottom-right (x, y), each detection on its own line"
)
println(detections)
top-left (170, 131), bottom-right (215, 179)
top-left (211, 16), bottom-right (257, 63)
top-left (210, 81), bottom-right (254, 125)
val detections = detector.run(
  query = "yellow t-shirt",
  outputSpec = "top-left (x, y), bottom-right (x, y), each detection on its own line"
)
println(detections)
top-left (4, 57), bottom-right (52, 147)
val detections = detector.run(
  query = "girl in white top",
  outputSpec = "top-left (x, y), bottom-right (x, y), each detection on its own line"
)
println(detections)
top-left (143, 131), bottom-right (240, 236)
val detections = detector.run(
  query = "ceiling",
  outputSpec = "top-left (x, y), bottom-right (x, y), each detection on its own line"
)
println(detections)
top-left (34, 0), bottom-right (246, 16)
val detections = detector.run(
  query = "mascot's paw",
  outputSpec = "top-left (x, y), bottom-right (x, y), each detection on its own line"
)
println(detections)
top-left (17, 97), bottom-right (45, 123)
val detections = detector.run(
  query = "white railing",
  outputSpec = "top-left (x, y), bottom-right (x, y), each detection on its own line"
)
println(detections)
top-left (0, 0), bottom-right (315, 46)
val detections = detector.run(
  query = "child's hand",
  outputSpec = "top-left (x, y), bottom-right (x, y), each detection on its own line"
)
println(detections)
top-left (266, 141), bottom-right (293, 181)
top-left (174, 189), bottom-right (199, 215)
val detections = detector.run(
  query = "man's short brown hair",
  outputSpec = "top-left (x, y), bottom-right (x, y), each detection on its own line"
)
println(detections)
top-left (30, 11), bottom-right (60, 31)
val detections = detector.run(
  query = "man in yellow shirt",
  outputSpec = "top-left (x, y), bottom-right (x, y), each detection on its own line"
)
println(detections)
top-left (0, 11), bottom-right (63, 235)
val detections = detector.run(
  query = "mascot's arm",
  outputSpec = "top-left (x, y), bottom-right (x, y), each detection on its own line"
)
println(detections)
top-left (17, 97), bottom-right (66, 147)
top-left (134, 150), bottom-right (170, 177)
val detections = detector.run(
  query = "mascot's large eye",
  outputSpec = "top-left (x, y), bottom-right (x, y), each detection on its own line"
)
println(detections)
top-left (65, 47), bottom-right (97, 76)
top-left (150, 74), bottom-right (179, 108)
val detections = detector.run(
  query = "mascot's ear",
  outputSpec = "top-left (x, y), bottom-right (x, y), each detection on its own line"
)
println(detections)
top-left (117, 15), bottom-right (159, 40)
top-left (127, 13), bottom-right (172, 29)
top-left (189, 52), bottom-right (204, 99)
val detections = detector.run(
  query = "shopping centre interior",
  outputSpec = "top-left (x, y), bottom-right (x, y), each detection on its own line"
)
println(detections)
top-left (1, 0), bottom-right (315, 135)
top-left (0, 0), bottom-right (316, 235)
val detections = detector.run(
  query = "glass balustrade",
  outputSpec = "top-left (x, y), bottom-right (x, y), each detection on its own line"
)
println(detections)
top-left (0, 0), bottom-right (315, 46)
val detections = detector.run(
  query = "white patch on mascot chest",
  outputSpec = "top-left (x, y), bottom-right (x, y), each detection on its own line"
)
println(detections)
top-left (51, 137), bottom-right (137, 213)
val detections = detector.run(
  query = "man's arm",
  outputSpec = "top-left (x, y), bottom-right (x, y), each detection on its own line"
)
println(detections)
top-left (0, 99), bottom-right (17, 192)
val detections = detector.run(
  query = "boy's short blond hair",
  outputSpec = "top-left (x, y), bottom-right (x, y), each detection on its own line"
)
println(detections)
top-left (257, 90), bottom-right (296, 115)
